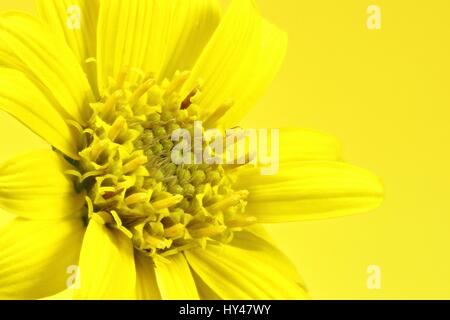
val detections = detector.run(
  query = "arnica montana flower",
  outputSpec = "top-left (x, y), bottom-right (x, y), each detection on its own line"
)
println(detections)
top-left (0, 0), bottom-right (384, 299)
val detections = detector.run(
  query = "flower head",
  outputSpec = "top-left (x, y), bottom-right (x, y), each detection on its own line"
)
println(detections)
top-left (0, 0), bottom-right (383, 299)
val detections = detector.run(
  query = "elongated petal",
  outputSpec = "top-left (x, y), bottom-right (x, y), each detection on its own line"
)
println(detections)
top-left (190, 272), bottom-right (221, 300)
top-left (279, 128), bottom-right (342, 162)
top-left (236, 161), bottom-right (384, 223)
top-left (36, 0), bottom-right (99, 95)
top-left (135, 253), bottom-right (161, 300)
top-left (0, 218), bottom-right (85, 299)
top-left (0, 211), bottom-right (13, 228)
top-left (191, 226), bottom-right (308, 300)
top-left (234, 128), bottom-right (342, 177)
top-left (96, 0), bottom-right (166, 92)
top-left (242, 224), bottom-right (307, 288)
top-left (159, 0), bottom-right (222, 80)
top-left (154, 253), bottom-right (199, 300)
top-left (42, 288), bottom-right (75, 300)
top-left (96, 0), bottom-right (221, 93)
top-left (181, 0), bottom-right (287, 127)
top-left (0, 68), bottom-right (80, 159)
top-left (75, 219), bottom-right (136, 299)
top-left (185, 231), bottom-right (309, 300)
top-left (0, 12), bottom-right (93, 124)
top-left (0, 150), bottom-right (84, 220)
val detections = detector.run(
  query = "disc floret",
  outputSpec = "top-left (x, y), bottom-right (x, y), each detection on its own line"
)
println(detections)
top-left (72, 69), bottom-right (252, 258)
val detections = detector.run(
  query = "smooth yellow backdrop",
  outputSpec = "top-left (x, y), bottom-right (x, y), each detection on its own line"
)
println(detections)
top-left (1, 0), bottom-right (449, 299)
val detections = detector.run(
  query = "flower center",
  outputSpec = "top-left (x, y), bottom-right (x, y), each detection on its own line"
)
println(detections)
top-left (73, 69), bottom-right (254, 259)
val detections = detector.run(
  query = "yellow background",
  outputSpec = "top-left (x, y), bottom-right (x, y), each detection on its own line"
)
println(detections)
top-left (1, 0), bottom-right (449, 299)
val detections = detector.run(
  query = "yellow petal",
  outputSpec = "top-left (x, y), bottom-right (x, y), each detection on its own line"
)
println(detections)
top-left (95, 0), bottom-right (170, 93)
top-left (96, 0), bottom-right (165, 92)
top-left (135, 253), bottom-right (161, 300)
top-left (0, 218), bottom-right (85, 299)
top-left (0, 150), bottom-right (84, 220)
top-left (242, 224), bottom-right (307, 288)
top-left (159, 0), bottom-right (222, 80)
top-left (181, 0), bottom-right (287, 127)
top-left (42, 288), bottom-right (75, 300)
top-left (191, 272), bottom-right (221, 300)
top-left (0, 210), bottom-right (13, 228)
top-left (36, 0), bottom-right (100, 96)
top-left (96, 0), bottom-right (221, 93)
top-left (154, 253), bottom-right (199, 300)
top-left (0, 12), bottom-right (93, 124)
top-left (236, 161), bottom-right (384, 223)
top-left (279, 128), bottom-right (342, 162)
top-left (0, 68), bottom-right (80, 159)
top-left (185, 232), bottom-right (309, 300)
top-left (75, 219), bottom-right (136, 299)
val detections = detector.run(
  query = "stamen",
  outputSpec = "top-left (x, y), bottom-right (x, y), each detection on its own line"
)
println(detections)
top-left (144, 232), bottom-right (172, 249)
top-left (109, 116), bottom-right (127, 141)
top-left (102, 90), bottom-right (122, 116)
top-left (125, 192), bottom-right (150, 205)
top-left (123, 155), bottom-right (148, 174)
top-left (152, 195), bottom-right (183, 210)
top-left (164, 223), bottom-right (185, 238)
top-left (189, 225), bottom-right (227, 238)
top-left (90, 140), bottom-right (107, 162)
top-left (115, 67), bottom-right (129, 89)
top-left (207, 190), bottom-right (249, 212)
top-left (204, 99), bottom-right (234, 128)
top-left (129, 79), bottom-right (156, 106)
top-left (164, 71), bottom-right (190, 98)
top-left (226, 216), bottom-right (258, 228)
top-left (180, 88), bottom-right (198, 110)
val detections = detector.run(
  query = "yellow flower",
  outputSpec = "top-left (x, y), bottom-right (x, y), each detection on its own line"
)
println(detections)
top-left (0, 0), bottom-right (383, 300)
